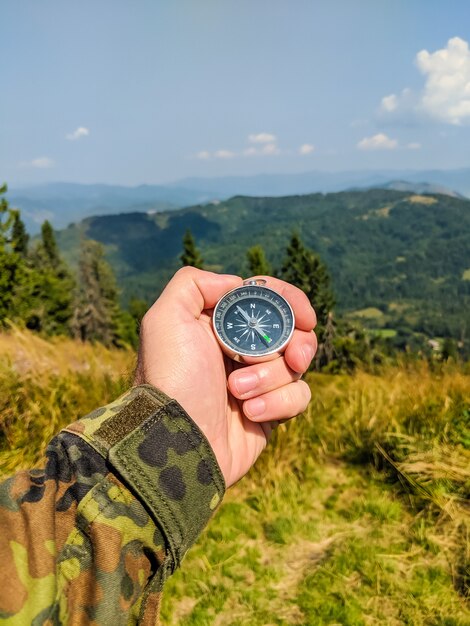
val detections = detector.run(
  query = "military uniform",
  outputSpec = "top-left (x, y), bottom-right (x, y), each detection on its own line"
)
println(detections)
top-left (0, 385), bottom-right (225, 624)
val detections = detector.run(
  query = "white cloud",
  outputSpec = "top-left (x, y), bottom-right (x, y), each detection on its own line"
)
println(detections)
top-left (357, 133), bottom-right (398, 150)
top-left (194, 149), bottom-right (236, 159)
top-left (243, 147), bottom-right (257, 156)
top-left (21, 156), bottom-right (55, 169)
top-left (242, 143), bottom-right (281, 156)
top-left (214, 149), bottom-right (235, 159)
top-left (381, 94), bottom-right (398, 112)
top-left (66, 126), bottom-right (90, 140)
top-left (194, 133), bottom-right (284, 159)
top-left (406, 142), bottom-right (421, 150)
top-left (248, 132), bottom-right (276, 144)
top-left (299, 143), bottom-right (315, 155)
top-left (261, 143), bottom-right (280, 155)
top-left (380, 37), bottom-right (470, 125)
top-left (379, 88), bottom-right (413, 115)
top-left (416, 37), bottom-right (470, 124)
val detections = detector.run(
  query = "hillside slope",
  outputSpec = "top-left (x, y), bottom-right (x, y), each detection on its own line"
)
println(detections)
top-left (55, 189), bottom-right (470, 341)
top-left (1, 331), bottom-right (468, 624)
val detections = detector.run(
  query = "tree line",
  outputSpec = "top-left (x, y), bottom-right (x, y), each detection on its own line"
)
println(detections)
top-left (0, 184), bottom-right (139, 347)
top-left (2, 179), bottom-right (355, 369)
top-left (2, 185), bottom-right (457, 368)
top-left (180, 229), bottom-right (391, 371)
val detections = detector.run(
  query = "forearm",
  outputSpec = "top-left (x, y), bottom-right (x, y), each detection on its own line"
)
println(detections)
top-left (0, 385), bottom-right (225, 624)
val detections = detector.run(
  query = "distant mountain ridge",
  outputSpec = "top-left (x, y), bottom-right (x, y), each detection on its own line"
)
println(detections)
top-left (7, 168), bottom-right (470, 233)
top-left (349, 180), bottom-right (466, 199)
top-left (6, 183), bottom-right (216, 233)
top-left (169, 168), bottom-right (470, 198)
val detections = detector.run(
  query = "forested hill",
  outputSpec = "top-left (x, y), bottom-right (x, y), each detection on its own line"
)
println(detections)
top-left (56, 189), bottom-right (470, 340)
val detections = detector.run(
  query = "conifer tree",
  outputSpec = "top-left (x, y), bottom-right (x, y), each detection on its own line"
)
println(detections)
top-left (72, 239), bottom-right (135, 346)
top-left (281, 233), bottom-right (335, 328)
top-left (1, 188), bottom-right (108, 340)
top-left (180, 229), bottom-right (204, 269)
top-left (0, 184), bottom-right (14, 244)
top-left (281, 233), bottom-right (335, 365)
top-left (0, 185), bottom-right (24, 323)
top-left (129, 297), bottom-right (148, 326)
top-left (247, 244), bottom-right (272, 276)
top-left (40, 220), bottom-right (60, 265)
top-left (11, 211), bottom-right (29, 256)
top-left (22, 220), bottom-right (74, 334)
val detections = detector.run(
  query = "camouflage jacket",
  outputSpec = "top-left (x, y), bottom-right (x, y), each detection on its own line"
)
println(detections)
top-left (0, 384), bottom-right (225, 624)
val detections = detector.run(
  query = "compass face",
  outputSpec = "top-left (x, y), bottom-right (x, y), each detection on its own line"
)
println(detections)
top-left (213, 285), bottom-right (295, 358)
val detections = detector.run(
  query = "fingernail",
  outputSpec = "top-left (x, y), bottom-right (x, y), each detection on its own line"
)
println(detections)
top-left (235, 373), bottom-right (258, 395)
top-left (245, 397), bottom-right (266, 417)
top-left (302, 344), bottom-right (315, 366)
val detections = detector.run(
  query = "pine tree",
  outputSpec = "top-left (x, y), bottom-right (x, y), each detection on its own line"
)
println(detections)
top-left (11, 211), bottom-right (29, 256)
top-left (180, 229), bottom-right (204, 269)
top-left (40, 221), bottom-right (60, 265)
top-left (441, 337), bottom-right (458, 361)
top-left (72, 239), bottom-right (134, 346)
top-left (0, 185), bottom-right (24, 323)
top-left (22, 220), bottom-right (74, 334)
top-left (0, 184), bottom-right (14, 244)
top-left (281, 233), bottom-right (335, 365)
top-left (129, 297), bottom-right (148, 326)
top-left (247, 244), bottom-right (272, 276)
top-left (281, 233), bottom-right (335, 327)
top-left (0, 188), bottom-right (77, 337)
top-left (320, 311), bottom-right (336, 366)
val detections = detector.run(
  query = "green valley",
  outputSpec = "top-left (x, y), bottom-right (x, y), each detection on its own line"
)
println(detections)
top-left (55, 189), bottom-right (470, 347)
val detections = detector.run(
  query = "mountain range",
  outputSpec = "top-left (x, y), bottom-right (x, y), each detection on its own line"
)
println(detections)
top-left (7, 168), bottom-right (470, 233)
top-left (54, 188), bottom-right (470, 344)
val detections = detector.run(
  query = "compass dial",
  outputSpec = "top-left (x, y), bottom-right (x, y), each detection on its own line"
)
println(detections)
top-left (213, 283), bottom-right (295, 359)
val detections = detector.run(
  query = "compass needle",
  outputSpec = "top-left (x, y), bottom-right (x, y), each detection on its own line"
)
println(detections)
top-left (236, 305), bottom-right (251, 324)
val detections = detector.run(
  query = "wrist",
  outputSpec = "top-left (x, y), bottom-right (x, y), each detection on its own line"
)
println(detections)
top-left (65, 384), bottom-right (226, 568)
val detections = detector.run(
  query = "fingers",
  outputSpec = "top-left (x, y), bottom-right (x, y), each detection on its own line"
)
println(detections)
top-left (151, 269), bottom-right (317, 343)
top-left (156, 267), bottom-right (242, 320)
top-left (228, 356), bottom-right (301, 400)
top-left (284, 328), bottom-right (318, 373)
top-left (247, 275), bottom-right (317, 331)
top-left (243, 380), bottom-right (311, 422)
top-left (228, 327), bottom-right (317, 398)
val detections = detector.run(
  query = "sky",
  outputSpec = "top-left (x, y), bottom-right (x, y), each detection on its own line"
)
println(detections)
top-left (2, 0), bottom-right (470, 186)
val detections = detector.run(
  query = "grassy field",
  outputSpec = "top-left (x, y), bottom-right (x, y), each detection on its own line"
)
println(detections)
top-left (0, 329), bottom-right (469, 625)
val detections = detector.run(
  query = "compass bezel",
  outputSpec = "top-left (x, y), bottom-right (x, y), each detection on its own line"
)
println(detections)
top-left (212, 284), bottom-right (295, 361)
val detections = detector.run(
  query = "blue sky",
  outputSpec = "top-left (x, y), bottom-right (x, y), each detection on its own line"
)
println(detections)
top-left (2, 0), bottom-right (470, 185)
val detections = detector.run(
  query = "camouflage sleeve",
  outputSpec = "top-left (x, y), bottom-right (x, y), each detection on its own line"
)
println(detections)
top-left (0, 384), bottom-right (225, 625)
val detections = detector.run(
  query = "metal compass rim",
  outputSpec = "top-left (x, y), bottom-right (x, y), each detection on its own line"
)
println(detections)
top-left (212, 283), bottom-right (295, 359)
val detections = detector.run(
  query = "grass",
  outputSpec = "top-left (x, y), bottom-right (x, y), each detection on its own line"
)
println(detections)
top-left (0, 328), bottom-right (469, 624)
top-left (347, 307), bottom-right (384, 320)
top-left (0, 326), bottom-right (134, 474)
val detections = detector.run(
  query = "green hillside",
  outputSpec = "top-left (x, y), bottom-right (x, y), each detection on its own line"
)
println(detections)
top-left (56, 189), bottom-right (470, 344)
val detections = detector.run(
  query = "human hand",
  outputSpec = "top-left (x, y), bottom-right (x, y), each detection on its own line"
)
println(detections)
top-left (134, 267), bottom-right (317, 488)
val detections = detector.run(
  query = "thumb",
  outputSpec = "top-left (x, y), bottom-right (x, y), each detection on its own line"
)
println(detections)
top-left (159, 267), bottom-right (242, 320)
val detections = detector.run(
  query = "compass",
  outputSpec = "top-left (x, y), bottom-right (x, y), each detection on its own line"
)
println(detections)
top-left (212, 279), bottom-right (295, 361)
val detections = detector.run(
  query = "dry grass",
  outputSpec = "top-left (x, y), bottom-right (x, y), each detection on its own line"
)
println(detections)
top-left (408, 194), bottom-right (438, 205)
top-left (0, 329), bottom-right (469, 623)
top-left (0, 323), bottom-right (135, 378)
top-left (0, 326), bottom-right (134, 474)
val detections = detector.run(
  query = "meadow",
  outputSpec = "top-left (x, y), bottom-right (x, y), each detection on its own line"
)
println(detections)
top-left (0, 329), bottom-right (468, 625)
